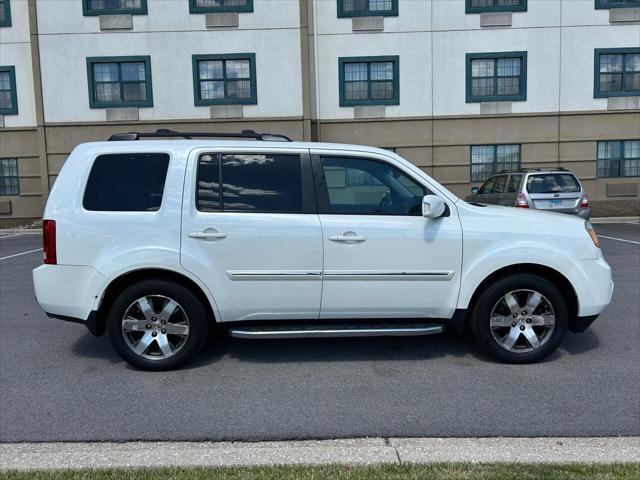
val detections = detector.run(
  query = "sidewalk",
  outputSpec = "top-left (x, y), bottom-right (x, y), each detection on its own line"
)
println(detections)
top-left (1, 437), bottom-right (639, 471)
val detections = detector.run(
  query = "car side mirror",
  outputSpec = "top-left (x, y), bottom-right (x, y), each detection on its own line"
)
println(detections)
top-left (471, 187), bottom-right (479, 194)
top-left (422, 195), bottom-right (446, 218)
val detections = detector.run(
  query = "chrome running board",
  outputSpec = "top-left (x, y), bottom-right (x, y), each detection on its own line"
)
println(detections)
top-left (229, 323), bottom-right (443, 339)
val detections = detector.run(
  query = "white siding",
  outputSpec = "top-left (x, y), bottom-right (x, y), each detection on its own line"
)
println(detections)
top-left (36, 0), bottom-right (303, 123)
top-left (0, 0), bottom-right (37, 127)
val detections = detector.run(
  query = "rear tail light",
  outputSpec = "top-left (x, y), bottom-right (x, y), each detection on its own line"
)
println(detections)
top-left (516, 193), bottom-right (529, 208)
top-left (43, 220), bottom-right (57, 265)
top-left (581, 193), bottom-right (589, 208)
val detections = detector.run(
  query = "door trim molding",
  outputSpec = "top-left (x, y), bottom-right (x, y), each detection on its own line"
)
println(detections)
top-left (226, 270), bottom-right (322, 281)
top-left (323, 270), bottom-right (454, 281)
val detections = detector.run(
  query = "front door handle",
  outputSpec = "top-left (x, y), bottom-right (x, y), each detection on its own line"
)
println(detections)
top-left (188, 230), bottom-right (227, 240)
top-left (328, 232), bottom-right (366, 243)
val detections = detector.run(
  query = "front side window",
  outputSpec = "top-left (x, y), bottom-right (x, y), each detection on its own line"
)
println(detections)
top-left (192, 54), bottom-right (257, 105)
top-left (339, 56), bottom-right (399, 107)
top-left (597, 140), bottom-right (640, 178)
top-left (466, 0), bottom-right (527, 13)
top-left (0, 66), bottom-right (17, 115)
top-left (594, 48), bottom-right (640, 98)
top-left (0, 0), bottom-right (11, 27)
top-left (0, 158), bottom-right (19, 196)
top-left (470, 144), bottom-right (521, 182)
top-left (87, 56), bottom-right (153, 108)
top-left (337, 0), bottom-right (398, 18)
top-left (320, 157), bottom-right (427, 216)
top-left (197, 153), bottom-right (303, 213)
top-left (82, 0), bottom-right (147, 16)
top-left (466, 52), bottom-right (527, 102)
top-left (526, 174), bottom-right (581, 194)
top-left (595, 0), bottom-right (640, 9)
top-left (189, 0), bottom-right (253, 13)
top-left (83, 153), bottom-right (170, 211)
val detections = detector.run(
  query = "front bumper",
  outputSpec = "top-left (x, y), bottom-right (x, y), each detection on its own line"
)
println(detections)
top-left (569, 256), bottom-right (614, 318)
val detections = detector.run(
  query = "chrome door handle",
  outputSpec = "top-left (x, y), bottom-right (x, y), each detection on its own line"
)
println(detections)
top-left (328, 233), bottom-right (366, 243)
top-left (188, 231), bottom-right (227, 240)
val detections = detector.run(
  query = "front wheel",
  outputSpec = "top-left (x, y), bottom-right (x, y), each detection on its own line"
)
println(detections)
top-left (470, 274), bottom-right (568, 363)
top-left (107, 280), bottom-right (208, 370)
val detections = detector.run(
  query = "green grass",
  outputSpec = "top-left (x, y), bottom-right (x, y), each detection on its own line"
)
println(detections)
top-left (1, 464), bottom-right (639, 480)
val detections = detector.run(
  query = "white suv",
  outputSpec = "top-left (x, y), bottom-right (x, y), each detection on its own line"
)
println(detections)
top-left (32, 130), bottom-right (613, 370)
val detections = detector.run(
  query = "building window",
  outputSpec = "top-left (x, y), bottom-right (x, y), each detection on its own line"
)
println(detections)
top-left (0, 0), bottom-right (11, 27)
top-left (339, 56), bottom-right (400, 107)
top-left (82, 0), bottom-right (148, 16)
top-left (192, 54), bottom-right (257, 106)
top-left (466, 52), bottom-right (527, 102)
top-left (0, 66), bottom-right (17, 115)
top-left (0, 159), bottom-right (19, 196)
top-left (189, 0), bottom-right (253, 13)
top-left (597, 140), bottom-right (640, 177)
top-left (595, 0), bottom-right (640, 9)
top-left (337, 0), bottom-right (398, 18)
top-left (594, 48), bottom-right (640, 98)
top-left (466, 0), bottom-right (527, 14)
top-left (86, 56), bottom-right (153, 108)
top-left (470, 144), bottom-right (521, 182)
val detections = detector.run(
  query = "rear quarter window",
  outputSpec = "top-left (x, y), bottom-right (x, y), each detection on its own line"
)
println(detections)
top-left (83, 153), bottom-right (170, 211)
top-left (526, 173), bottom-right (581, 194)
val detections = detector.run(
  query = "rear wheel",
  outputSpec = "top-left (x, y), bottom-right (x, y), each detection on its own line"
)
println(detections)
top-left (107, 280), bottom-right (208, 370)
top-left (470, 274), bottom-right (568, 363)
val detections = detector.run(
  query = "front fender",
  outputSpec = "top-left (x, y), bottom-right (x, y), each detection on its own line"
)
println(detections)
top-left (457, 241), bottom-right (580, 310)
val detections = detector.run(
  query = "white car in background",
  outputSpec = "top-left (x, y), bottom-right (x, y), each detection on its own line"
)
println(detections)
top-left (33, 130), bottom-right (613, 370)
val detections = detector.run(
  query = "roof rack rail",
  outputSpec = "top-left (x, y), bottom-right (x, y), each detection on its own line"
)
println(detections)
top-left (108, 128), bottom-right (293, 142)
top-left (499, 167), bottom-right (571, 174)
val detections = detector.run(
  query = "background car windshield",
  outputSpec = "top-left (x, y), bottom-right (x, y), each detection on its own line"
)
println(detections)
top-left (526, 174), bottom-right (580, 194)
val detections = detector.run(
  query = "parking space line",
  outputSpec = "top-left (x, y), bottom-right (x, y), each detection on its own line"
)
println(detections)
top-left (599, 235), bottom-right (640, 245)
top-left (0, 248), bottom-right (43, 261)
top-left (0, 233), bottom-right (25, 239)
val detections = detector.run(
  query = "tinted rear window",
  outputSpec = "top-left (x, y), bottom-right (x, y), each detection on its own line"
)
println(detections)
top-left (197, 153), bottom-right (303, 213)
top-left (526, 174), bottom-right (580, 194)
top-left (83, 153), bottom-right (170, 211)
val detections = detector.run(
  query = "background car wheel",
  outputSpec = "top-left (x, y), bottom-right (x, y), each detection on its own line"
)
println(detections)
top-left (107, 279), bottom-right (208, 371)
top-left (470, 274), bottom-right (568, 364)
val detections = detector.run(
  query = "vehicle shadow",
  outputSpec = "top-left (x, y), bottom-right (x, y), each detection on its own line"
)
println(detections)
top-left (188, 329), bottom-right (487, 369)
top-left (70, 325), bottom-right (601, 370)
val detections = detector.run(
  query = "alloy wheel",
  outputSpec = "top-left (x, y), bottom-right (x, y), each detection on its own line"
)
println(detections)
top-left (489, 289), bottom-right (556, 353)
top-left (121, 295), bottom-right (190, 360)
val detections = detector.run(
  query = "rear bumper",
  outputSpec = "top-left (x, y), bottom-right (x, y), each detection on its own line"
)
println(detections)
top-left (33, 264), bottom-right (107, 321)
top-left (536, 207), bottom-right (591, 219)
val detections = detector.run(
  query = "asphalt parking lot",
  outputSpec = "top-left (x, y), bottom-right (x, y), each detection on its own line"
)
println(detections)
top-left (0, 223), bottom-right (638, 442)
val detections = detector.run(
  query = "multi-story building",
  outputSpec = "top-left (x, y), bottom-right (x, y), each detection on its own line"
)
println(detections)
top-left (0, 0), bottom-right (638, 225)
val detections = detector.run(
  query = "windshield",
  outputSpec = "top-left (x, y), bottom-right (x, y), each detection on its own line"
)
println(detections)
top-left (526, 173), bottom-right (581, 194)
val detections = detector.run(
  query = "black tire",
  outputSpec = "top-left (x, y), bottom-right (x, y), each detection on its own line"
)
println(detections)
top-left (470, 274), bottom-right (568, 364)
top-left (107, 279), bottom-right (208, 371)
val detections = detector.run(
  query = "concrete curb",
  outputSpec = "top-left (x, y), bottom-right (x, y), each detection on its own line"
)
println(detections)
top-left (1, 437), bottom-right (638, 471)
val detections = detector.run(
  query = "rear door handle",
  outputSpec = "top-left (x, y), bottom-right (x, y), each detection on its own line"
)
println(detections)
top-left (328, 233), bottom-right (366, 243)
top-left (188, 231), bottom-right (227, 240)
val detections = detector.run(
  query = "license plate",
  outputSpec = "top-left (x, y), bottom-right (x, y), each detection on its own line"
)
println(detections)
top-left (550, 199), bottom-right (562, 208)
